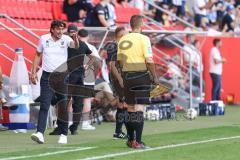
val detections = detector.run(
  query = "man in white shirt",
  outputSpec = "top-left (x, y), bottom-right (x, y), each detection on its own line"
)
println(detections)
top-left (194, 0), bottom-right (210, 27)
top-left (30, 20), bottom-right (79, 144)
top-left (172, 0), bottom-right (185, 17)
top-left (129, 0), bottom-right (144, 11)
top-left (79, 29), bottom-right (101, 130)
top-left (209, 38), bottom-right (226, 100)
top-left (182, 35), bottom-right (203, 96)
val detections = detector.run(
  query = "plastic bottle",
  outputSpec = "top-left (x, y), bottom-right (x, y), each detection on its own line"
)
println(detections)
top-left (8, 48), bottom-right (30, 133)
top-left (9, 48), bottom-right (29, 97)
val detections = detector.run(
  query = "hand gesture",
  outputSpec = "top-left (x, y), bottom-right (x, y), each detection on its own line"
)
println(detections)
top-left (222, 58), bottom-right (227, 63)
top-left (72, 33), bottom-right (78, 41)
top-left (30, 73), bottom-right (38, 85)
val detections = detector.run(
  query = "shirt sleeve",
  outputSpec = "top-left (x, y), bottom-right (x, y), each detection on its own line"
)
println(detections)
top-left (212, 48), bottom-right (221, 61)
top-left (90, 46), bottom-right (100, 59)
top-left (142, 36), bottom-right (153, 58)
top-left (96, 5), bottom-right (105, 15)
top-left (85, 43), bottom-right (92, 55)
top-left (37, 36), bottom-right (43, 53)
top-left (197, 0), bottom-right (206, 8)
top-left (112, 53), bottom-right (117, 62)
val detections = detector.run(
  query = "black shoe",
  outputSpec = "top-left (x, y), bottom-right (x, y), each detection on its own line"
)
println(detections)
top-left (49, 127), bottom-right (61, 135)
top-left (69, 125), bottom-right (78, 135)
top-left (113, 132), bottom-right (127, 139)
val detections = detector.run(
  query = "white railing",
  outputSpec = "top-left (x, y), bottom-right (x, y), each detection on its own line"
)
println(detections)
top-left (0, 13), bottom-right (40, 39)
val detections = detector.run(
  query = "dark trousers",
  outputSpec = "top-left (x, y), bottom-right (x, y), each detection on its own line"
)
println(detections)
top-left (67, 70), bottom-right (84, 131)
top-left (37, 71), bottom-right (68, 135)
top-left (54, 70), bottom-right (84, 131)
top-left (210, 73), bottom-right (221, 100)
top-left (194, 14), bottom-right (205, 27)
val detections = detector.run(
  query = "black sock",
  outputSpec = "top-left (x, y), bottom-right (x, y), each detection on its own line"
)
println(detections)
top-left (115, 108), bottom-right (125, 134)
top-left (134, 111), bottom-right (144, 143)
top-left (126, 112), bottom-right (135, 141)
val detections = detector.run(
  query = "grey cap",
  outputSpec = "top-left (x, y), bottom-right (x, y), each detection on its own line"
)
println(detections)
top-left (67, 24), bottom-right (78, 33)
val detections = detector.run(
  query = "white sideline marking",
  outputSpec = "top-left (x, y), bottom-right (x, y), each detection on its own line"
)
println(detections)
top-left (48, 147), bottom-right (88, 149)
top-left (79, 135), bottom-right (240, 160)
top-left (0, 147), bottom-right (96, 160)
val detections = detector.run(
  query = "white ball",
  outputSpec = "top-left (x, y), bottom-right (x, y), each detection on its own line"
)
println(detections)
top-left (146, 110), bottom-right (160, 121)
top-left (186, 108), bottom-right (197, 120)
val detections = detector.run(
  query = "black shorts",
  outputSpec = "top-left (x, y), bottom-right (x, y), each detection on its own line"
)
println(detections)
top-left (122, 71), bottom-right (151, 105)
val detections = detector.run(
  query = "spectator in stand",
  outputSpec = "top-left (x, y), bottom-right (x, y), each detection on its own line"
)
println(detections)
top-left (220, 5), bottom-right (235, 32)
top-left (236, 0), bottom-right (240, 6)
top-left (223, 0), bottom-right (235, 9)
top-left (215, 1), bottom-right (225, 24)
top-left (129, 0), bottom-right (144, 11)
top-left (85, 0), bottom-right (111, 27)
top-left (79, 0), bottom-right (95, 23)
top-left (63, 0), bottom-right (94, 22)
top-left (129, 0), bottom-right (154, 16)
top-left (234, 5), bottom-right (240, 36)
top-left (117, 0), bottom-right (130, 8)
top-left (63, 0), bottom-right (82, 22)
top-left (162, 4), bottom-right (177, 27)
top-left (208, 3), bottom-right (218, 25)
top-left (172, 0), bottom-right (185, 17)
top-left (154, 2), bottom-right (170, 24)
top-left (106, 1), bottom-right (117, 27)
top-left (194, 0), bottom-right (214, 27)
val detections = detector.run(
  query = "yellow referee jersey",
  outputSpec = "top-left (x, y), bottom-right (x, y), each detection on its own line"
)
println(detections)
top-left (117, 32), bottom-right (153, 72)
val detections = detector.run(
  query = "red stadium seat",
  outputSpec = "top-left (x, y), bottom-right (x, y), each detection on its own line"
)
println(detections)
top-left (115, 7), bottom-right (141, 24)
top-left (52, 2), bottom-right (62, 19)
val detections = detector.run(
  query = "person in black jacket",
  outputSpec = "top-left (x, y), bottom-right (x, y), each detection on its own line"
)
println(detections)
top-left (85, 0), bottom-right (111, 27)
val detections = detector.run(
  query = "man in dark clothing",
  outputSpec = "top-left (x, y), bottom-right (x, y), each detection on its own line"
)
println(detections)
top-left (49, 24), bottom-right (95, 135)
top-left (63, 0), bottom-right (82, 22)
top-left (220, 5), bottom-right (235, 32)
top-left (63, 0), bottom-right (94, 22)
top-left (85, 0), bottom-right (110, 27)
top-left (103, 27), bottom-right (128, 139)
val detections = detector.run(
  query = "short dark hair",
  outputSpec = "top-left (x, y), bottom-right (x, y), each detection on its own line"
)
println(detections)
top-left (130, 15), bottom-right (143, 29)
top-left (78, 29), bottom-right (88, 37)
top-left (213, 38), bottom-right (221, 46)
top-left (115, 26), bottom-right (126, 37)
top-left (50, 20), bottom-right (66, 30)
top-left (192, 40), bottom-right (199, 46)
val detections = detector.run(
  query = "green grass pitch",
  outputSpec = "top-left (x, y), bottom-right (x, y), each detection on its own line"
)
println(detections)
top-left (0, 106), bottom-right (240, 160)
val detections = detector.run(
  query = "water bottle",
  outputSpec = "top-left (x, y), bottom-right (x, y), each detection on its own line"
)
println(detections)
top-left (9, 48), bottom-right (29, 97)
top-left (8, 48), bottom-right (31, 132)
top-left (206, 105), bottom-right (209, 116)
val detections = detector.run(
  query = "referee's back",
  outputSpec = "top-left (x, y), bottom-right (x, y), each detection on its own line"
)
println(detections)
top-left (117, 32), bottom-right (153, 72)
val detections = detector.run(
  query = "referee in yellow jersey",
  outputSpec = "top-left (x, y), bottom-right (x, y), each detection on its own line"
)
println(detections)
top-left (117, 15), bottom-right (158, 149)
